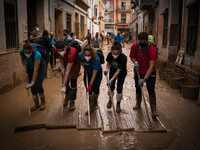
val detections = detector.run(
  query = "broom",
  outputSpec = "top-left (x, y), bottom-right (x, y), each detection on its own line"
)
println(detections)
top-left (14, 89), bottom-right (45, 132)
top-left (77, 73), bottom-right (101, 130)
top-left (45, 92), bottom-right (76, 129)
top-left (102, 75), bottom-right (134, 134)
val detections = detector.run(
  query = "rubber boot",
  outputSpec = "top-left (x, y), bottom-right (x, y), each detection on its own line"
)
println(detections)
top-left (107, 91), bottom-right (114, 109)
top-left (133, 94), bottom-right (142, 109)
top-left (85, 95), bottom-right (95, 115)
top-left (116, 93), bottom-right (123, 113)
top-left (39, 94), bottom-right (46, 110)
top-left (63, 95), bottom-right (69, 107)
top-left (93, 94), bottom-right (99, 109)
top-left (116, 102), bottom-right (121, 113)
top-left (69, 100), bottom-right (75, 111)
top-left (31, 95), bottom-right (39, 111)
top-left (63, 86), bottom-right (70, 107)
top-left (150, 105), bottom-right (158, 118)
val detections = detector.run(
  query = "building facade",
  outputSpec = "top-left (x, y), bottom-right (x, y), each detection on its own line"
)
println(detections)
top-left (130, 0), bottom-right (200, 72)
top-left (0, 0), bottom-right (89, 94)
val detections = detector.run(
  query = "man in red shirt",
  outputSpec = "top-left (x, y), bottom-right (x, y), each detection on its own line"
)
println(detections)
top-left (55, 40), bottom-right (80, 111)
top-left (129, 32), bottom-right (158, 117)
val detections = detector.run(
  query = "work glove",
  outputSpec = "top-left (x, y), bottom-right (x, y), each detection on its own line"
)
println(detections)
top-left (134, 61), bottom-right (140, 71)
top-left (107, 79), bottom-right (113, 86)
top-left (26, 82), bottom-right (34, 90)
top-left (61, 85), bottom-right (66, 94)
top-left (104, 68), bottom-right (109, 76)
top-left (84, 67), bottom-right (88, 75)
top-left (138, 78), bottom-right (146, 86)
top-left (87, 84), bottom-right (93, 92)
top-left (24, 65), bottom-right (28, 73)
top-left (61, 66), bottom-right (65, 75)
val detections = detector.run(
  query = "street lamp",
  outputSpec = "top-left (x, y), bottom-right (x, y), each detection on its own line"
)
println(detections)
top-left (130, 0), bottom-right (137, 9)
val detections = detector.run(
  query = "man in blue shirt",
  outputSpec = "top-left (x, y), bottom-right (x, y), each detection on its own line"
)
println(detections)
top-left (114, 31), bottom-right (124, 51)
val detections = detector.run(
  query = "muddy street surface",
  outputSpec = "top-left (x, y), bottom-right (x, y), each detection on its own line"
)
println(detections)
top-left (0, 44), bottom-right (200, 150)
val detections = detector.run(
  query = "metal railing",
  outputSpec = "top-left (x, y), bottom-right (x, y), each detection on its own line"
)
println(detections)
top-left (117, 19), bottom-right (130, 24)
top-left (105, 19), bottom-right (113, 23)
top-left (118, 6), bottom-right (131, 10)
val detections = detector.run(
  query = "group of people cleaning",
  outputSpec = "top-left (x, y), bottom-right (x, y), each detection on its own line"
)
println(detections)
top-left (20, 27), bottom-right (158, 118)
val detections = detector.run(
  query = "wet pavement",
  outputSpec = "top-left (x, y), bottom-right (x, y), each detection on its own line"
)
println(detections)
top-left (0, 44), bottom-right (200, 150)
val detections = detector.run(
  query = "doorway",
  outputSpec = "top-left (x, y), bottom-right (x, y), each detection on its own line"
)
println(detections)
top-left (27, 0), bottom-right (37, 37)
top-left (54, 7), bottom-right (63, 40)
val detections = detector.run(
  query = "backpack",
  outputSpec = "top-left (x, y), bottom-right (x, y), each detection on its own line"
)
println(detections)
top-left (65, 40), bottom-right (82, 56)
top-left (94, 48), bottom-right (105, 64)
top-left (36, 38), bottom-right (47, 50)
top-left (135, 42), bottom-right (160, 60)
top-left (31, 43), bottom-right (47, 59)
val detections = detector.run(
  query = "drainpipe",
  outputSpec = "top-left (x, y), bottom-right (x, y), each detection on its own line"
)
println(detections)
top-left (48, 0), bottom-right (52, 32)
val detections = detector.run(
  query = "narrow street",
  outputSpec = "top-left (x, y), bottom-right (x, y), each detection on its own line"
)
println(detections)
top-left (0, 44), bottom-right (199, 150)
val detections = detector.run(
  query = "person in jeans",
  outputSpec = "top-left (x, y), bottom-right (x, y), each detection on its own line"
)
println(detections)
top-left (20, 42), bottom-right (46, 111)
top-left (50, 32), bottom-right (57, 70)
top-left (92, 32), bottom-right (101, 48)
top-left (42, 30), bottom-right (52, 77)
top-left (77, 45), bottom-right (102, 114)
top-left (55, 40), bottom-right (80, 111)
top-left (104, 41), bottom-right (127, 113)
top-left (129, 32), bottom-right (158, 117)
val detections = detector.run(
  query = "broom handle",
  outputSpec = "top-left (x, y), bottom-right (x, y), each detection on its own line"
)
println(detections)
top-left (86, 74), bottom-right (91, 125)
top-left (61, 93), bottom-right (64, 124)
top-left (106, 75), bottom-right (120, 129)
top-left (28, 89), bottom-right (32, 124)
top-left (136, 71), bottom-right (151, 130)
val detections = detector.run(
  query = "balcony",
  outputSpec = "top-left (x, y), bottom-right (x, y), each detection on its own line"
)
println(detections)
top-left (118, 6), bottom-right (131, 10)
top-left (105, 19), bottom-right (113, 23)
top-left (139, 0), bottom-right (155, 10)
top-left (99, 12), bottom-right (104, 19)
top-left (117, 19), bottom-right (130, 25)
top-left (92, 16), bottom-right (97, 20)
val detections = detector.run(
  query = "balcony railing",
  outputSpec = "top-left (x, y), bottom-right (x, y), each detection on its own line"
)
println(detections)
top-left (105, 19), bottom-right (113, 23)
top-left (118, 6), bottom-right (131, 10)
top-left (117, 19), bottom-right (130, 24)
top-left (105, 5), bottom-right (113, 9)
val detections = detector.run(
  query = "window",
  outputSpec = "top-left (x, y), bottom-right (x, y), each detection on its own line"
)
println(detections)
top-left (121, 1), bottom-right (127, 10)
top-left (66, 13), bottom-right (71, 34)
top-left (162, 12), bottom-right (168, 47)
top-left (81, 15), bottom-right (84, 33)
top-left (4, 0), bottom-right (19, 50)
top-left (186, 4), bottom-right (199, 56)
top-left (121, 14), bottom-right (126, 23)
top-left (94, 5), bottom-right (98, 17)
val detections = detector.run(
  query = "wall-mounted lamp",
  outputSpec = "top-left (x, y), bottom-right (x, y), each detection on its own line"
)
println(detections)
top-left (130, 0), bottom-right (137, 9)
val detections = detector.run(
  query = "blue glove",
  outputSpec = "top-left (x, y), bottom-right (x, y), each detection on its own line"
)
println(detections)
top-left (107, 79), bottom-right (113, 86)
top-left (104, 68), bottom-right (109, 76)
top-left (26, 82), bottom-right (34, 89)
top-left (138, 78), bottom-right (146, 86)
top-left (134, 62), bottom-right (140, 71)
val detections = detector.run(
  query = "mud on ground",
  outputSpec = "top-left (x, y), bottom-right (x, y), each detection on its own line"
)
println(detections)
top-left (0, 44), bottom-right (200, 150)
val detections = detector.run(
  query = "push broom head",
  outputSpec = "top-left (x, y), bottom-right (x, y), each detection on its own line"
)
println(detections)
top-left (102, 128), bottom-right (135, 134)
top-left (14, 123), bottom-right (46, 132)
top-left (45, 124), bottom-right (76, 130)
top-left (77, 125), bottom-right (102, 130)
